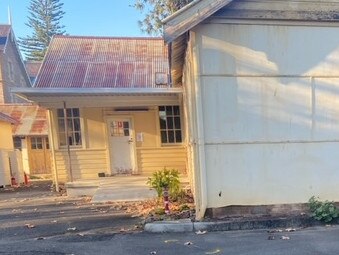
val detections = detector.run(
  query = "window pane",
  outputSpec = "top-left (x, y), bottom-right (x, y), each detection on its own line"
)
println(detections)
top-left (58, 119), bottom-right (65, 132)
top-left (159, 118), bottom-right (166, 129)
top-left (173, 106), bottom-right (180, 115)
top-left (13, 137), bottom-right (21, 150)
top-left (159, 106), bottom-right (165, 112)
top-left (161, 131), bottom-right (167, 143)
top-left (74, 132), bottom-right (82, 145)
top-left (167, 117), bottom-right (174, 129)
top-left (175, 131), bottom-right (182, 143)
top-left (124, 129), bottom-right (129, 136)
top-left (168, 131), bottom-right (175, 143)
top-left (45, 138), bottom-right (50, 149)
top-left (36, 137), bottom-right (43, 149)
top-left (59, 132), bottom-right (66, 146)
top-left (73, 119), bottom-right (81, 132)
top-left (66, 109), bottom-right (72, 117)
top-left (57, 109), bottom-right (64, 117)
top-left (166, 106), bottom-right (173, 115)
top-left (123, 121), bottom-right (129, 129)
top-left (72, 108), bottom-right (80, 117)
top-left (67, 119), bottom-right (74, 131)
top-left (174, 117), bottom-right (181, 129)
top-left (31, 140), bottom-right (37, 149)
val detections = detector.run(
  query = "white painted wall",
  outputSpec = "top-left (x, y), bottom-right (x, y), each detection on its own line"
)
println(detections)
top-left (0, 150), bottom-right (11, 186)
top-left (190, 23), bottom-right (339, 208)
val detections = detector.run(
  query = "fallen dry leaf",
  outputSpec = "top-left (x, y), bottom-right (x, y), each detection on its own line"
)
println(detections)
top-left (67, 227), bottom-right (77, 231)
top-left (196, 230), bottom-right (207, 235)
top-left (150, 252), bottom-right (157, 255)
top-left (281, 236), bottom-right (290, 240)
top-left (25, 224), bottom-right (35, 229)
top-left (285, 228), bottom-right (296, 232)
top-left (164, 239), bottom-right (178, 243)
top-left (184, 241), bottom-right (193, 246)
top-left (267, 229), bottom-right (283, 233)
top-left (205, 249), bottom-right (221, 254)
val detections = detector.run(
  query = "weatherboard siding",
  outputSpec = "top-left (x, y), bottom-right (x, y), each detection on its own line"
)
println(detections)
top-left (137, 147), bottom-right (187, 175)
top-left (54, 149), bottom-right (108, 182)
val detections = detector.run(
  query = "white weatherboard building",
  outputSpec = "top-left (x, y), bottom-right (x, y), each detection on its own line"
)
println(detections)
top-left (164, 0), bottom-right (339, 218)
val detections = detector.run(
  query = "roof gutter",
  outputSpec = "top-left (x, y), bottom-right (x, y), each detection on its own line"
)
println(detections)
top-left (163, 0), bottom-right (202, 23)
top-left (12, 87), bottom-right (183, 94)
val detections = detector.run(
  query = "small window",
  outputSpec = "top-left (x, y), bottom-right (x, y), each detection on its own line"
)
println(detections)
top-left (45, 137), bottom-right (50, 149)
top-left (13, 137), bottom-right (22, 150)
top-left (110, 121), bottom-right (130, 137)
top-left (31, 137), bottom-right (43, 150)
top-left (159, 106), bottom-right (182, 144)
top-left (57, 108), bottom-right (82, 147)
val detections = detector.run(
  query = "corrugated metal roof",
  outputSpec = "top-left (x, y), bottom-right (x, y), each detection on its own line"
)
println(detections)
top-left (0, 105), bottom-right (48, 136)
top-left (35, 36), bottom-right (170, 89)
top-left (0, 112), bottom-right (17, 124)
top-left (0, 24), bottom-right (10, 52)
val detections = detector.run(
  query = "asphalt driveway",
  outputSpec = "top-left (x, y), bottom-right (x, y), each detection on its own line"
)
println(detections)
top-left (0, 181), bottom-right (143, 243)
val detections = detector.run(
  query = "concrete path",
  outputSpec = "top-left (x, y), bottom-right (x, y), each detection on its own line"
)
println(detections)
top-left (66, 175), bottom-right (162, 202)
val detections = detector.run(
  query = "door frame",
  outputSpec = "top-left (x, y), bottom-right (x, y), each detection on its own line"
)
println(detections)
top-left (105, 115), bottom-right (137, 175)
top-left (27, 136), bottom-right (51, 175)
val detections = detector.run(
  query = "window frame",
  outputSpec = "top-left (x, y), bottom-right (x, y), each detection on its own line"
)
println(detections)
top-left (56, 108), bottom-right (83, 149)
top-left (158, 105), bottom-right (183, 145)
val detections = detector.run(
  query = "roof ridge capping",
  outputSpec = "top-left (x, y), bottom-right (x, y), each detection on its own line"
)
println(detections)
top-left (162, 0), bottom-right (234, 43)
top-left (52, 34), bottom-right (164, 40)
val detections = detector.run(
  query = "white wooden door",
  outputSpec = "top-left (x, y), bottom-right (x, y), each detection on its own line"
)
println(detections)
top-left (107, 118), bottom-right (136, 174)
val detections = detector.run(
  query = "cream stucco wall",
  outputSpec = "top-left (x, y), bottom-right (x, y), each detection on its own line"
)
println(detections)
top-left (186, 22), bottom-right (339, 211)
top-left (0, 121), bottom-right (14, 150)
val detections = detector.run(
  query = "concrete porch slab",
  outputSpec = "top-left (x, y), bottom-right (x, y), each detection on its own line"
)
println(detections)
top-left (65, 175), bottom-right (157, 202)
top-left (65, 175), bottom-right (190, 202)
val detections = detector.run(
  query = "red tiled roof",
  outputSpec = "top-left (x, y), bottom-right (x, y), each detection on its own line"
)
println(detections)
top-left (0, 112), bottom-right (17, 124)
top-left (25, 61), bottom-right (42, 79)
top-left (0, 24), bottom-right (11, 52)
top-left (0, 105), bottom-right (48, 136)
top-left (35, 36), bottom-right (170, 89)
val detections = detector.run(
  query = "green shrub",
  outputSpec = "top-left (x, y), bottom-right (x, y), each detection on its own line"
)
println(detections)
top-left (147, 168), bottom-right (181, 199)
top-left (308, 196), bottom-right (339, 223)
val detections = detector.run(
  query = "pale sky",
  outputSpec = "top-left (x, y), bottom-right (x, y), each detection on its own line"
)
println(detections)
top-left (0, 0), bottom-right (147, 39)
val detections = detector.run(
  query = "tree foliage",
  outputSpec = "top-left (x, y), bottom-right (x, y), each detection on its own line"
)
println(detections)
top-left (19, 0), bottom-right (66, 60)
top-left (134, 0), bottom-right (193, 35)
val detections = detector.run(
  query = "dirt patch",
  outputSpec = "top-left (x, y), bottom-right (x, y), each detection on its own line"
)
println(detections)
top-left (104, 191), bottom-right (195, 223)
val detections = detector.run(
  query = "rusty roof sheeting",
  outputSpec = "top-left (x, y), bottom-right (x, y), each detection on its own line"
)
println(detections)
top-left (25, 61), bottom-right (42, 80)
top-left (0, 105), bottom-right (48, 136)
top-left (0, 112), bottom-right (17, 124)
top-left (35, 36), bottom-right (170, 89)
